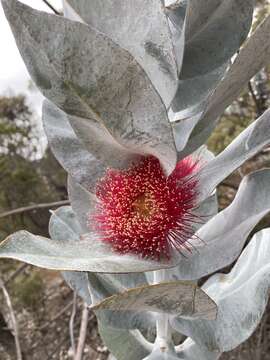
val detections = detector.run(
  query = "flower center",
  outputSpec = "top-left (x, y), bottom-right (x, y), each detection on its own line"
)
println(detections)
top-left (132, 193), bottom-right (153, 218)
top-left (91, 156), bottom-right (200, 260)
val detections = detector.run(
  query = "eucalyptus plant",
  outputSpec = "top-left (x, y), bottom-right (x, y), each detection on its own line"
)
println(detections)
top-left (1, 0), bottom-right (270, 359)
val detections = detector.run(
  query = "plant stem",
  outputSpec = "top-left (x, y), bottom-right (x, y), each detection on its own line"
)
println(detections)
top-left (153, 270), bottom-right (172, 343)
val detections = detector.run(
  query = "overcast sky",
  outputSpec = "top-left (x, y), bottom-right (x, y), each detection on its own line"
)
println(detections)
top-left (0, 0), bottom-right (62, 114)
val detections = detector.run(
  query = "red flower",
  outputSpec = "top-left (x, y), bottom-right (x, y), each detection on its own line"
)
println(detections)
top-left (91, 156), bottom-right (200, 260)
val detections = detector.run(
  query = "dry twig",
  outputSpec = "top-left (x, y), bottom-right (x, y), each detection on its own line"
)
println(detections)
top-left (4, 264), bottom-right (28, 286)
top-left (75, 303), bottom-right (89, 360)
top-left (248, 81), bottom-right (262, 117)
top-left (0, 200), bottom-right (70, 219)
top-left (69, 293), bottom-right (77, 357)
top-left (0, 278), bottom-right (22, 360)
top-left (41, 0), bottom-right (61, 15)
top-left (38, 299), bottom-right (74, 331)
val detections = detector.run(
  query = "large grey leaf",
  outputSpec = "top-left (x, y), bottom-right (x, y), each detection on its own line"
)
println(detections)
top-left (98, 322), bottom-right (152, 360)
top-left (169, 0), bottom-right (252, 119)
top-left (67, 176), bottom-right (97, 232)
top-left (92, 281), bottom-right (217, 320)
top-left (176, 338), bottom-right (220, 360)
top-left (171, 228), bottom-right (270, 352)
top-left (3, 0), bottom-right (177, 174)
top-left (167, 169), bottom-right (270, 280)
top-left (63, 271), bottom-right (92, 305)
top-left (203, 11), bottom-right (270, 112)
top-left (198, 108), bottom-right (270, 201)
top-left (43, 101), bottom-right (133, 192)
top-left (88, 271), bottom-right (156, 332)
top-left (42, 100), bottom-right (96, 190)
top-left (0, 230), bottom-right (180, 273)
top-left (171, 112), bottom-right (203, 152)
top-left (192, 145), bottom-right (215, 163)
top-left (49, 206), bottom-right (93, 305)
top-left (179, 145), bottom-right (218, 231)
top-left (171, 64), bottom-right (227, 126)
top-left (165, 0), bottom-right (187, 81)
top-left (67, 113), bottom-right (141, 172)
top-left (94, 273), bottom-right (148, 297)
top-left (181, 0), bottom-right (253, 79)
top-left (193, 192), bottom-right (218, 233)
top-left (96, 306), bottom-right (156, 334)
top-left (183, 14), bottom-right (270, 156)
top-left (63, 0), bottom-right (179, 107)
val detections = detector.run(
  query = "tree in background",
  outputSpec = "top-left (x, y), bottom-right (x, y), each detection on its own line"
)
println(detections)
top-left (0, 95), bottom-right (66, 241)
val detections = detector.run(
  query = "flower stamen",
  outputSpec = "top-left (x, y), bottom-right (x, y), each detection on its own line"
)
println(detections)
top-left (90, 156), bottom-right (201, 261)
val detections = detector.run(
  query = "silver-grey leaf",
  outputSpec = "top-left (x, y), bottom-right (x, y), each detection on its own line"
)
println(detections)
top-left (169, 0), bottom-right (252, 119)
top-left (62, 0), bottom-right (84, 22)
top-left (171, 111), bottom-right (203, 153)
top-left (183, 14), bottom-right (270, 156)
top-left (63, 0), bottom-right (179, 107)
top-left (67, 176), bottom-right (97, 232)
top-left (42, 100), bottom-right (104, 191)
top-left (92, 281), bottom-right (217, 320)
top-left (170, 64), bottom-right (227, 144)
top-left (0, 230), bottom-right (180, 273)
top-left (165, 0), bottom-right (187, 80)
top-left (98, 310), bottom-right (156, 336)
top-left (198, 108), bottom-right (270, 201)
top-left (62, 271), bottom-right (92, 305)
top-left (98, 322), bottom-right (152, 360)
top-left (181, 0), bottom-right (253, 78)
top-left (169, 169), bottom-right (270, 280)
top-left (203, 8), bottom-right (270, 112)
top-left (49, 206), bottom-right (92, 305)
top-left (193, 192), bottom-right (218, 233)
top-left (176, 338), bottom-right (221, 360)
top-left (67, 113), bottom-right (140, 172)
top-left (88, 272), bottom-right (156, 332)
top-left (97, 308), bottom-right (156, 335)
top-left (171, 228), bottom-right (270, 352)
top-left (89, 271), bottom-right (151, 308)
top-left (43, 101), bottom-right (138, 192)
top-left (3, 0), bottom-right (177, 174)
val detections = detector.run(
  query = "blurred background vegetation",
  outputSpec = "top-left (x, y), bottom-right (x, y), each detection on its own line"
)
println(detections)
top-left (0, 1), bottom-right (270, 359)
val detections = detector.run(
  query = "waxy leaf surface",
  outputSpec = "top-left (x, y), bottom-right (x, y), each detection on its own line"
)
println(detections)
top-left (0, 212), bottom-right (180, 273)
top-left (170, 0), bottom-right (253, 119)
top-left (171, 229), bottom-right (270, 352)
top-left (198, 108), bottom-right (270, 201)
top-left (171, 169), bottom-right (270, 280)
top-left (183, 14), bottom-right (270, 157)
top-left (177, 338), bottom-right (220, 360)
top-left (98, 322), bottom-right (152, 360)
top-left (92, 281), bottom-right (217, 320)
top-left (43, 101), bottom-right (140, 192)
top-left (3, 0), bottom-right (177, 174)
top-left (63, 0), bottom-right (179, 107)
